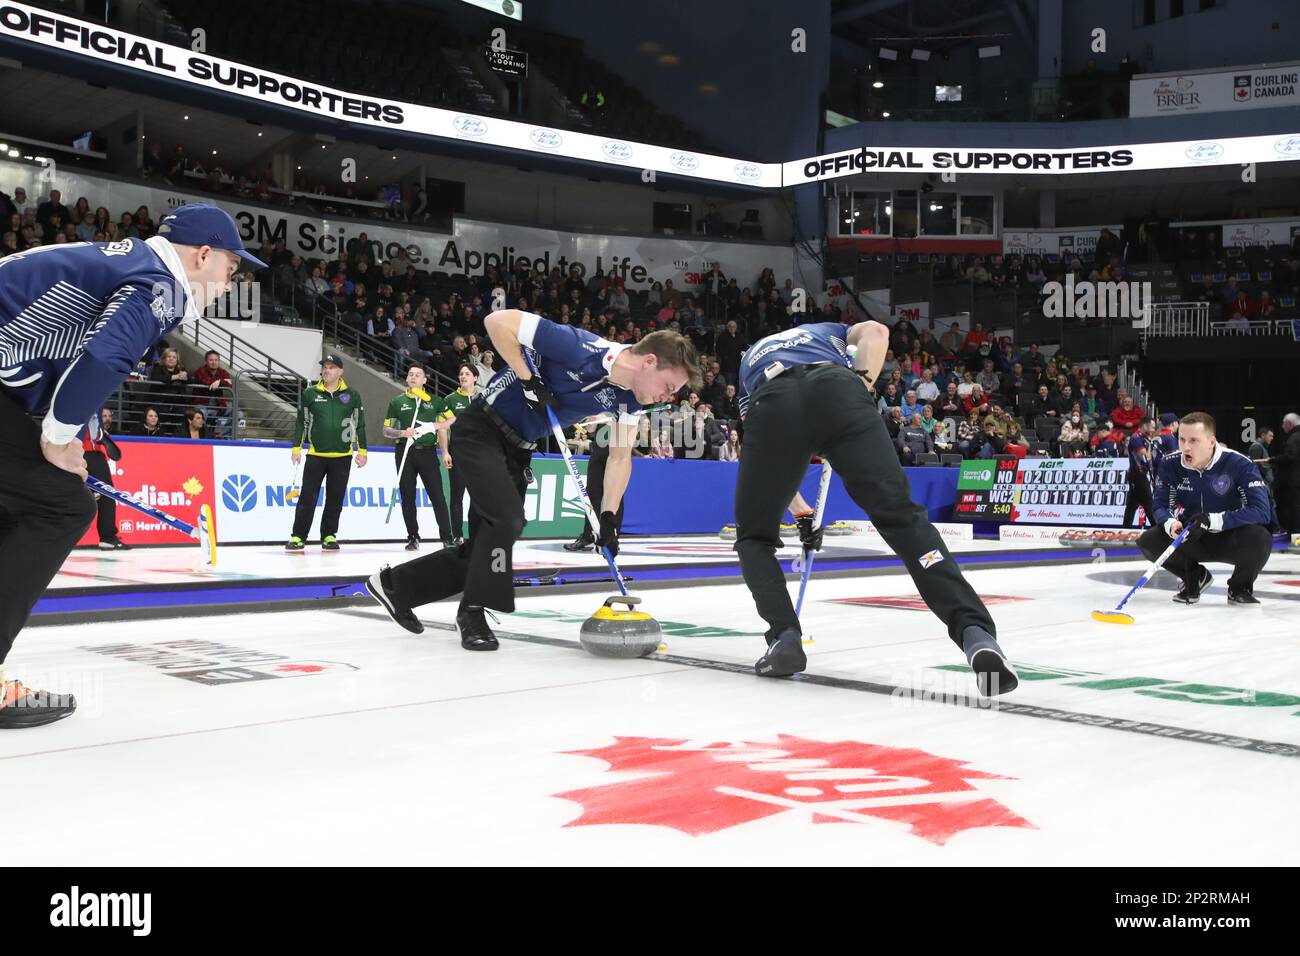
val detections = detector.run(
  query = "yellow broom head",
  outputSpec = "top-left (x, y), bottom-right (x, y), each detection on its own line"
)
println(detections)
top-left (1091, 609), bottom-right (1134, 625)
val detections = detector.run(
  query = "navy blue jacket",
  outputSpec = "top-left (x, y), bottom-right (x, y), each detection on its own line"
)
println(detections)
top-left (482, 312), bottom-right (641, 441)
top-left (0, 237), bottom-right (194, 442)
top-left (737, 321), bottom-right (853, 416)
top-left (1152, 445), bottom-right (1271, 530)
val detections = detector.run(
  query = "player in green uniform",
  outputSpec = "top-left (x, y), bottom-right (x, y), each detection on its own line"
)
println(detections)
top-left (288, 354), bottom-right (367, 551)
top-left (438, 363), bottom-right (479, 547)
top-left (385, 364), bottom-right (455, 550)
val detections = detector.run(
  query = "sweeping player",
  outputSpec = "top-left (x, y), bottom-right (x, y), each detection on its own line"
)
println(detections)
top-left (366, 310), bottom-right (701, 650)
top-left (733, 321), bottom-right (1017, 695)
top-left (1142, 411), bottom-right (1272, 606)
top-left (0, 202), bottom-right (265, 727)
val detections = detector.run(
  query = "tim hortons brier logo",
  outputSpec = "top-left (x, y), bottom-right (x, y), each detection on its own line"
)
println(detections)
top-left (555, 736), bottom-right (1033, 844)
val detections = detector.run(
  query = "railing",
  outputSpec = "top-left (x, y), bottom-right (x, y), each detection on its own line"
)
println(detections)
top-left (174, 317), bottom-right (305, 439)
top-left (1208, 319), bottom-right (1299, 337)
top-left (1140, 302), bottom-right (1211, 341)
top-left (1118, 358), bottom-right (1158, 423)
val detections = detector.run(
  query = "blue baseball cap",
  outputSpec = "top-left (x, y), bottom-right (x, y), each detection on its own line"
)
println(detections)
top-left (156, 202), bottom-right (268, 269)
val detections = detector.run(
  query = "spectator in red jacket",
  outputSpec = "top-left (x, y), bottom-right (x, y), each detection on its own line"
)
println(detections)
top-left (193, 350), bottom-right (233, 429)
top-left (1110, 394), bottom-right (1145, 436)
top-left (962, 384), bottom-right (991, 417)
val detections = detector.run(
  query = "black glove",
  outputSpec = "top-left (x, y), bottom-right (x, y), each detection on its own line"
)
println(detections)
top-left (1182, 513), bottom-right (1210, 542)
top-left (796, 513), bottom-right (824, 552)
top-left (596, 510), bottom-right (619, 558)
top-left (520, 374), bottom-right (558, 414)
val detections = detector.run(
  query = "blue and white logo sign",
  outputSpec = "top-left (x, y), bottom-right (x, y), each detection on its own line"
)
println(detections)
top-left (670, 151), bottom-right (700, 172)
top-left (222, 474), bottom-right (258, 513)
top-left (452, 115), bottom-right (488, 138)
top-left (1273, 135), bottom-right (1300, 156)
top-left (733, 162), bottom-right (762, 182)
top-left (602, 140), bottom-right (634, 162)
top-left (1184, 142), bottom-right (1224, 162)
top-left (530, 128), bottom-right (563, 149)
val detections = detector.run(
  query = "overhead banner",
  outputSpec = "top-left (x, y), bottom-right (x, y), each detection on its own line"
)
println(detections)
top-left (786, 133), bottom-right (1300, 184)
top-left (0, 159), bottom-right (796, 292)
top-left (0, 1), bottom-right (778, 188)
top-left (953, 457), bottom-right (1130, 526)
top-left (1130, 64), bottom-right (1300, 117)
top-left (1, 2), bottom-right (1296, 188)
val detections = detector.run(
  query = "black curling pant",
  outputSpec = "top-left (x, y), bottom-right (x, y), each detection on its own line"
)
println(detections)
top-left (1123, 473), bottom-right (1155, 528)
top-left (291, 455), bottom-right (352, 540)
top-left (396, 443), bottom-right (452, 542)
top-left (388, 403), bottom-right (533, 613)
top-left (84, 450), bottom-right (119, 543)
top-left (579, 430), bottom-right (625, 536)
top-left (0, 393), bottom-right (97, 664)
top-left (1138, 523), bottom-right (1273, 592)
top-left (734, 364), bottom-right (996, 646)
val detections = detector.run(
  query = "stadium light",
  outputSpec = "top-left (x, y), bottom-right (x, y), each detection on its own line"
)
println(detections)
top-left (978, 45), bottom-right (1001, 58)
top-left (872, 80), bottom-right (884, 88)
top-left (878, 47), bottom-right (898, 61)
top-left (912, 49), bottom-right (931, 61)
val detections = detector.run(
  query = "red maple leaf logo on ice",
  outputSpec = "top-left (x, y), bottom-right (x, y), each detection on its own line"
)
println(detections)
top-left (555, 736), bottom-right (1033, 844)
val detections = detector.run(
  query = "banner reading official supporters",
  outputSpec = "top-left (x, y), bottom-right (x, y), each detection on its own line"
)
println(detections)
top-left (1130, 63), bottom-right (1300, 118)
top-left (1, 3), bottom-right (1296, 186)
top-left (953, 457), bottom-right (1130, 526)
top-left (0, 1), bottom-right (778, 188)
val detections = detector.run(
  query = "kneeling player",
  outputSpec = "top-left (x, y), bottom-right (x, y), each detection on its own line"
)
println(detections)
top-left (1142, 412), bottom-right (1273, 606)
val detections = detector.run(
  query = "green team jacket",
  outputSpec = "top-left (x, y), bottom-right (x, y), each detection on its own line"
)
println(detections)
top-left (385, 388), bottom-right (446, 448)
top-left (292, 378), bottom-right (367, 457)
top-left (441, 386), bottom-right (475, 418)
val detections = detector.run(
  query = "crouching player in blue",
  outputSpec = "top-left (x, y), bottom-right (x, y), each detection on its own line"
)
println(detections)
top-left (367, 310), bottom-right (701, 650)
top-left (734, 321), bottom-right (1018, 696)
top-left (1143, 411), bottom-right (1274, 606)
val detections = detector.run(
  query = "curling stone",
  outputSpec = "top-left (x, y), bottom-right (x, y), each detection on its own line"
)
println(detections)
top-left (580, 596), bottom-right (663, 659)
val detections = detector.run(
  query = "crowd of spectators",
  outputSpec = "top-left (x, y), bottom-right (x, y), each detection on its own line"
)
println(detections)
top-left (0, 186), bottom-right (161, 253)
top-left (867, 316), bottom-right (1160, 465)
top-left (12, 179), bottom-right (1287, 474)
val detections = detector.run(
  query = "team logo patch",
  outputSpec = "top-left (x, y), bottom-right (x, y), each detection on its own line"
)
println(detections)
top-left (1212, 475), bottom-right (1232, 495)
top-left (555, 735), bottom-right (1032, 844)
top-left (338, 393), bottom-right (351, 404)
top-left (919, 549), bottom-right (944, 569)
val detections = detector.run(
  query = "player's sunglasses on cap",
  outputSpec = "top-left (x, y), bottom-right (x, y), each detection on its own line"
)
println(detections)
top-left (156, 202), bottom-right (269, 269)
